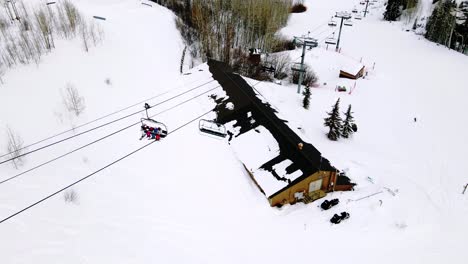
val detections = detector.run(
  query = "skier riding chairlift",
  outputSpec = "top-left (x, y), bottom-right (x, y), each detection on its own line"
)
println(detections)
top-left (139, 103), bottom-right (168, 140)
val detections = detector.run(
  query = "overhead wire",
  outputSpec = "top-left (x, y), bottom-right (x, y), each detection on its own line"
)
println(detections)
top-left (307, 21), bottom-right (331, 35)
top-left (0, 77), bottom-right (214, 160)
top-left (0, 79), bottom-right (217, 166)
top-left (0, 108), bottom-right (215, 225)
top-left (0, 85), bottom-right (221, 185)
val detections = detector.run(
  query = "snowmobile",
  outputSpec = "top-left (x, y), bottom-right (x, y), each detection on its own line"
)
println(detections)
top-left (330, 212), bottom-right (350, 224)
top-left (320, 198), bottom-right (339, 210)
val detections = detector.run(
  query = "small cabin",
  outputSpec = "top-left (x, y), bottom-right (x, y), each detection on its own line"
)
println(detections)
top-left (339, 63), bottom-right (365, 80)
top-left (231, 126), bottom-right (355, 208)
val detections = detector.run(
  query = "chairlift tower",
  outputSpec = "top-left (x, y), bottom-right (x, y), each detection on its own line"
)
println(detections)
top-left (6, 0), bottom-right (20, 21)
top-left (335, 11), bottom-right (352, 52)
top-left (46, 2), bottom-right (57, 49)
top-left (292, 36), bottom-right (318, 94)
top-left (363, 0), bottom-right (370, 17)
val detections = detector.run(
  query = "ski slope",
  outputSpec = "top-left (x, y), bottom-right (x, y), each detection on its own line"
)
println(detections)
top-left (0, 0), bottom-right (467, 263)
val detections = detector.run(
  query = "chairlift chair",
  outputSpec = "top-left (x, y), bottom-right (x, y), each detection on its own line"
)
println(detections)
top-left (199, 119), bottom-right (227, 138)
top-left (139, 103), bottom-right (168, 140)
top-left (328, 18), bottom-right (337, 27)
top-left (354, 14), bottom-right (363, 20)
top-left (325, 38), bottom-right (337, 45)
top-left (291, 62), bottom-right (306, 72)
top-left (344, 19), bottom-right (353, 26)
top-left (325, 33), bottom-right (337, 45)
top-left (352, 8), bottom-right (358, 13)
top-left (140, 118), bottom-right (168, 139)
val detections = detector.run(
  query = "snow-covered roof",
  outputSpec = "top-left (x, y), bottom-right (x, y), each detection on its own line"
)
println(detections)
top-left (230, 126), bottom-right (279, 172)
top-left (230, 126), bottom-right (303, 197)
top-left (340, 58), bottom-right (364, 75)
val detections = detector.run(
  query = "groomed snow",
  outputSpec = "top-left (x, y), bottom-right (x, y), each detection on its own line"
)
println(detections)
top-left (0, 0), bottom-right (466, 263)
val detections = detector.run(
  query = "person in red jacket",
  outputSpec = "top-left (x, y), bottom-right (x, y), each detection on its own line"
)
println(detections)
top-left (155, 127), bottom-right (161, 141)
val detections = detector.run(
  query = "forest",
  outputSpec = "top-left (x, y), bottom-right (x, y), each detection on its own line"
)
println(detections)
top-left (153, 0), bottom-right (296, 71)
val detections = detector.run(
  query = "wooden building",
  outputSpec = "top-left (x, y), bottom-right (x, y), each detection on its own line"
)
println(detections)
top-left (232, 125), bottom-right (355, 207)
top-left (208, 59), bottom-right (355, 208)
top-left (339, 63), bottom-right (365, 80)
top-left (268, 170), bottom-right (354, 207)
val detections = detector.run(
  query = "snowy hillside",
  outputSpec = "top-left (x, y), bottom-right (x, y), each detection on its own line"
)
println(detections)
top-left (0, 0), bottom-right (467, 263)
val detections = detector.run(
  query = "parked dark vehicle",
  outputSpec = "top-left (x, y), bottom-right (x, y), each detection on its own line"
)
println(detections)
top-left (330, 212), bottom-right (350, 224)
top-left (320, 198), bottom-right (339, 210)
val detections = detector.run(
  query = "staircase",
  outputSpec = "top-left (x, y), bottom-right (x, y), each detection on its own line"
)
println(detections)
top-left (302, 190), bottom-right (326, 204)
top-left (302, 194), bottom-right (313, 204)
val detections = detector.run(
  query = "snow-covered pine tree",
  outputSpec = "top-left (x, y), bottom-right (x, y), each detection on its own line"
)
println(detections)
top-left (456, 1), bottom-right (468, 52)
top-left (425, 0), bottom-right (457, 45)
top-left (302, 85), bottom-right (311, 109)
top-left (324, 98), bottom-right (342, 141)
top-left (342, 104), bottom-right (356, 138)
top-left (384, 0), bottom-right (419, 21)
top-left (384, 0), bottom-right (403, 21)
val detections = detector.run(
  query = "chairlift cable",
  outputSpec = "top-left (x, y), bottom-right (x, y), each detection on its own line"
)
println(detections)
top-left (320, 31), bottom-right (337, 43)
top-left (315, 28), bottom-right (333, 39)
top-left (308, 21), bottom-right (330, 35)
top-left (0, 78), bottom-right (215, 160)
top-left (0, 109), bottom-right (214, 225)
top-left (0, 79), bottom-right (217, 166)
top-left (0, 85), bottom-right (221, 186)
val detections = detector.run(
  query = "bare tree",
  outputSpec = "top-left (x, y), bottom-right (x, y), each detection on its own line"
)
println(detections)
top-left (5, 126), bottom-right (25, 169)
top-left (80, 19), bottom-right (89, 52)
top-left (64, 189), bottom-right (78, 203)
top-left (291, 65), bottom-right (318, 86)
top-left (62, 83), bottom-right (85, 116)
top-left (0, 0), bottom-right (104, 81)
top-left (0, 64), bottom-right (5, 84)
top-left (267, 53), bottom-right (291, 80)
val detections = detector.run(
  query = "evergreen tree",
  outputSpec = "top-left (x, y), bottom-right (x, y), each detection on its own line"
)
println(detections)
top-left (384, 0), bottom-right (419, 21)
top-left (302, 86), bottom-right (311, 109)
top-left (341, 105), bottom-right (356, 138)
top-left (425, 0), bottom-right (457, 45)
top-left (455, 1), bottom-right (468, 52)
top-left (324, 98), bottom-right (343, 141)
top-left (384, 0), bottom-right (403, 21)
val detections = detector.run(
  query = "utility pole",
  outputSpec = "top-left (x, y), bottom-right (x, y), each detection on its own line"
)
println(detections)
top-left (335, 11), bottom-right (352, 52)
top-left (363, 0), bottom-right (370, 17)
top-left (46, 1), bottom-right (57, 49)
top-left (6, 0), bottom-right (20, 21)
top-left (292, 36), bottom-right (318, 94)
top-left (4, 0), bottom-right (14, 22)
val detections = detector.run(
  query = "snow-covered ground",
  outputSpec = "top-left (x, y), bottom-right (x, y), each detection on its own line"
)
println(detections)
top-left (0, 0), bottom-right (467, 263)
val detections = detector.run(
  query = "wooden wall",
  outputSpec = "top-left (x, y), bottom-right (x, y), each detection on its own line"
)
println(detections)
top-left (339, 66), bottom-right (365, 80)
top-left (268, 170), bottom-right (337, 207)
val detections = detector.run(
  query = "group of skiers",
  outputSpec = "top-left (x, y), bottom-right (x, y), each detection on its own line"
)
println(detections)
top-left (140, 124), bottom-right (162, 141)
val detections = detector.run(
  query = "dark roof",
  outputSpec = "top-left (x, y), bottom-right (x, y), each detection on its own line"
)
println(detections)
top-left (208, 60), bottom-right (337, 198)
